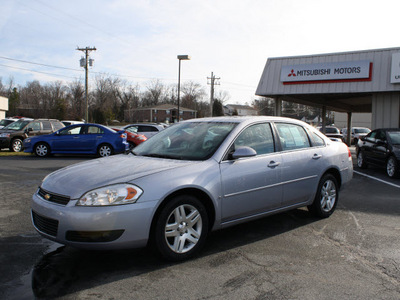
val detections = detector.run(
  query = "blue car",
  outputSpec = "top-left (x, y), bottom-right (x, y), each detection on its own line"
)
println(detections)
top-left (24, 123), bottom-right (128, 157)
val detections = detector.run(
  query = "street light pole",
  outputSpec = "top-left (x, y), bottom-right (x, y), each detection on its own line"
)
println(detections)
top-left (177, 55), bottom-right (190, 122)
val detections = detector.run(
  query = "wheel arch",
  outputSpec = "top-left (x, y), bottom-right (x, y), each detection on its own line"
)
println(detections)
top-left (322, 167), bottom-right (341, 189)
top-left (149, 187), bottom-right (216, 241)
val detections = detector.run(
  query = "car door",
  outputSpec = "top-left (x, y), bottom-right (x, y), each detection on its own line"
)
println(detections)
top-left (26, 121), bottom-right (42, 137)
top-left (81, 125), bottom-right (105, 152)
top-left (52, 125), bottom-right (84, 151)
top-left (220, 122), bottom-right (282, 223)
top-left (137, 125), bottom-right (159, 138)
top-left (368, 129), bottom-right (389, 165)
top-left (274, 122), bottom-right (323, 207)
top-left (39, 121), bottom-right (53, 135)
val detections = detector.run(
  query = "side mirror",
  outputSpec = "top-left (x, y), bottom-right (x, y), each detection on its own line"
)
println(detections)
top-left (231, 146), bottom-right (257, 159)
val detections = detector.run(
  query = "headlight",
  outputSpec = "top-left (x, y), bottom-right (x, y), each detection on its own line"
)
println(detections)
top-left (25, 138), bottom-right (31, 143)
top-left (0, 133), bottom-right (10, 138)
top-left (77, 184), bottom-right (143, 206)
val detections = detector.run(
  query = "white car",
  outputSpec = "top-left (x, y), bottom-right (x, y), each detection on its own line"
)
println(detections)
top-left (0, 117), bottom-right (19, 129)
top-left (341, 127), bottom-right (371, 144)
top-left (123, 123), bottom-right (165, 139)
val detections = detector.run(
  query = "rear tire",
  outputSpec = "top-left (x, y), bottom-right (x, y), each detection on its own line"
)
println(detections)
top-left (308, 174), bottom-right (338, 218)
top-left (98, 144), bottom-right (113, 157)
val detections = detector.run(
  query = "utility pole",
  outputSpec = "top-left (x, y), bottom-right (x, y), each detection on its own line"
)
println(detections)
top-left (77, 46), bottom-right (96, 123)
top-left (207, 72), bottom-right (220, 117)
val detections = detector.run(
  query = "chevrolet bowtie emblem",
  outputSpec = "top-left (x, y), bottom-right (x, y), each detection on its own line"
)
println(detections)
top-left (44, 194), bottom-right (51, 200)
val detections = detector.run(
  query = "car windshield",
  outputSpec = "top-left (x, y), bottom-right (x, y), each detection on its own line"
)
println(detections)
top-left (3, 120), bottom-right (30, 131)
top-left (388, 131), bottom-right (400, 145)
top-left (133, 121), bottom-right (237, 160)
top-left (0, 119), bottom-right (13, 126)
top-left (354, 128), bottom-right (370, 134)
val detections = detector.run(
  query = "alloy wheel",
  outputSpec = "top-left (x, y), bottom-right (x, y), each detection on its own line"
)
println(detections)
top-left (164, 204), bottom-right (202, 254)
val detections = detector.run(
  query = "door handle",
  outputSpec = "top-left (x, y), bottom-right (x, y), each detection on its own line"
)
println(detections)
top-left (312, 154), bottom-right (322, 160)
top-left (268, 161), bottom-right (280, 168)
top-left (73, 136), bottom-right (80, 139)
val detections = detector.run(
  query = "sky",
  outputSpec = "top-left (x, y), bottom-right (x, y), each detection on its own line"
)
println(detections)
top-left (1, 0), bottom-right (400, 105)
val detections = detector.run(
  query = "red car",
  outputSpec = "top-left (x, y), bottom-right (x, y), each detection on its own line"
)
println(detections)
top-left (113, 127), bottom-right (147, 150)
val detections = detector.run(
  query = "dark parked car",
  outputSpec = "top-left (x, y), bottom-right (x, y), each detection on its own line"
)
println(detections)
top-left (31, 116), bottom-right (353, 261)
top-left (356, 128), bottom-right (400, 178)
top-left (0, 118), bottom-right (64, 152)
top-left (24, 123), bottom-right (128, 157)
top-left (317, 126), bottom-right (344, 142)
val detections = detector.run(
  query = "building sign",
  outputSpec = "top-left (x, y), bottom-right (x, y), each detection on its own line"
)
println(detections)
top-left (390, 53), bottom-right (400, 83)
top-left (281, 60), bottom-right (372, 84)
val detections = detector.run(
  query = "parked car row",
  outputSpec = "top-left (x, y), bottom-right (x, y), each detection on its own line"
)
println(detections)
top-left (0, 119), bottom-right (167, 156)
top-left (0, 118), bottom-right (63, 152)
top-left (316, 126), bottom-right (371, 145)
top-left (31, 116), bottom-right (353, 261)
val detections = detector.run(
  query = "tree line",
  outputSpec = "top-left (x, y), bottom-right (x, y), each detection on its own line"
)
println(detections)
top-left (0, 75), bottom-right (328, 124)
top-left (0, 75), bottom-right (228, 124)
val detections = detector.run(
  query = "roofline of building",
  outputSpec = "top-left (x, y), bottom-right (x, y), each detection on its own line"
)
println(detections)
top-left (266, 46), bottom-right (400, 61)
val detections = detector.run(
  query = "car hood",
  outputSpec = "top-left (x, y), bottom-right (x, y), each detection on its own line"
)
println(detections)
top-left (0, 129), bottom-right (17, 134)
top-left (41, 154), bottom-right (199, 199)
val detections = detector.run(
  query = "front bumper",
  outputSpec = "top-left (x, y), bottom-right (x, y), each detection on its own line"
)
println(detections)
top-left (0, 137), bottom-right (11, 149)
top-left (31, 191), bottom-right (157, 250)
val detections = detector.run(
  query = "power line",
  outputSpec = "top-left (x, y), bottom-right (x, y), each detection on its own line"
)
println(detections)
top-left (0, 63), bottom-right (80, 79)
top-left (0, 56), bottom-right (81, 72)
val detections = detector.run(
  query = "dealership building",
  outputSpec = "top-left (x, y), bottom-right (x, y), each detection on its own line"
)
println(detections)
top-left (256, 47), bottom-right (400, 144)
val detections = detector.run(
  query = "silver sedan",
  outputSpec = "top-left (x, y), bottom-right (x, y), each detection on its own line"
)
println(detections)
top-left (31, 116), bottom-right (353, 261)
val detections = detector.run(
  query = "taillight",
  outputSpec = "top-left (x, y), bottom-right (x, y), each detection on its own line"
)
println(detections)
top-left (347, 146), bottom-right (352, 160)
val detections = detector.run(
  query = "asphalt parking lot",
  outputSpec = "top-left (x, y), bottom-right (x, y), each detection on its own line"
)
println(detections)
top-left (0, 149), bottom-right (399, 300)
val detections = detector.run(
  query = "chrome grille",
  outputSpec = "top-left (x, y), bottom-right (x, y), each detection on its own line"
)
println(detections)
top-left (38, 187), bottom-right (70, 205)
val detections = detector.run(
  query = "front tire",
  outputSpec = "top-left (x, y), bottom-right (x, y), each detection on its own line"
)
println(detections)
top-left (308, 174), bottom-right (338, 218)
top-left (10, 138), bottom-right (23, 152)
top-left (357, 151), bottom-right (368, 169)
top-left (35, 143), bottom-right (51, 157)
top-left (154, 195), bottom-right (209, 261)
top-left (386, 156), bottom-right (399, 178)
top-left (98, 144), bottom-right (113, 157)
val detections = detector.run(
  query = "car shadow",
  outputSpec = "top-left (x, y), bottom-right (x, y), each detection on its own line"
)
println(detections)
top-left (30, 209), bottom-right (317, 298)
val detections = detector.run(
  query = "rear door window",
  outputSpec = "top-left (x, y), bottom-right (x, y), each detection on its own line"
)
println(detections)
top-left (275, 123), bottom-right (311, 151)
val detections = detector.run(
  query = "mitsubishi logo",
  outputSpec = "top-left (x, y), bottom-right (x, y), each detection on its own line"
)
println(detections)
top-left (288, 69), bottom-right (296, 77)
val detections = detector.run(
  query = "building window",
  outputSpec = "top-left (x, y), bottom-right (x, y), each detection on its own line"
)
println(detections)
top-left (166, 110), bottom-right (170, 114)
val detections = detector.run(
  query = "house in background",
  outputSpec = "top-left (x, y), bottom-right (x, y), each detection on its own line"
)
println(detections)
top-left (224, 104), bottom-right (258, 116)
top-left (0, 96), bottom-right (8, 119)
top-left (124, 104), bottom-right (197, 123)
